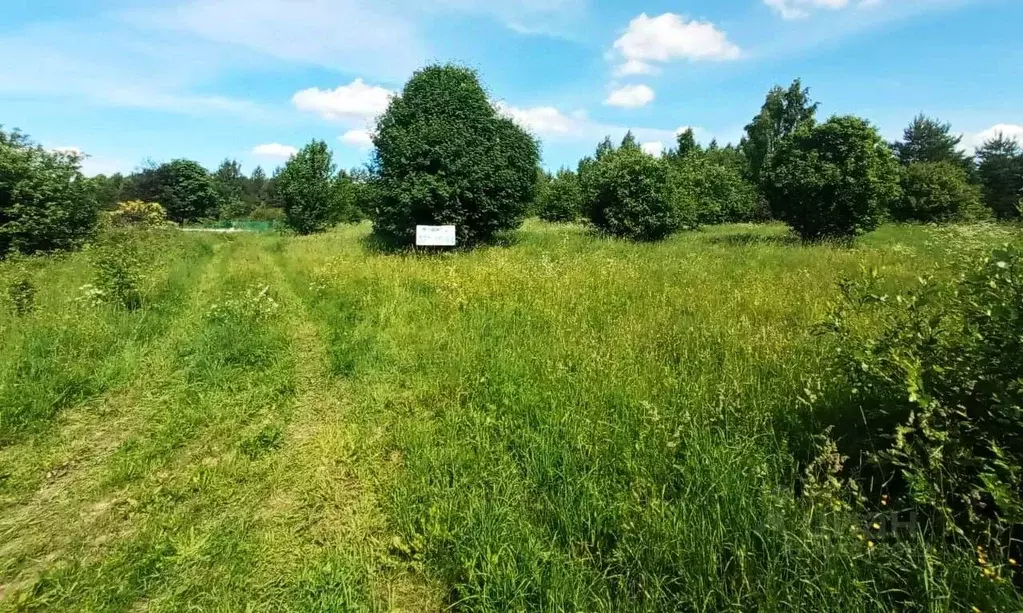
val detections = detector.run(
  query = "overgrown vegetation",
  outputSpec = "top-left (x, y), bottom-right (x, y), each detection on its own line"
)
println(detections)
top-left (1, 128), bottom-right (98, 256)
top-left (1, 222), bottom-right (1021, 611)
top-left (819, 244), bottom-right (1023, 585)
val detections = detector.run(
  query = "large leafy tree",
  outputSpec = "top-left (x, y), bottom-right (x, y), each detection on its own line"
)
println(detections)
top-left (893, 114), bottom-right (971, 170)
top-left (129, 159), bottom-right (220, 223)
top-left (371, 64), bottom-right (540, 247)
top-left (976, 134), bottom-right (1023, 220)
top-left (275, 140), bottom-right (348, 234)
top-left (763, 116), bottom-right (901, 241)
top-left (1, 128), bottom-right (98, 255)
top-left (740, 79), bottom-right (819, 186)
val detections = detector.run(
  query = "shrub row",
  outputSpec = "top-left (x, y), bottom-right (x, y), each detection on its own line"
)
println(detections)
top-left (5, 67), bottom-right (1022, 256)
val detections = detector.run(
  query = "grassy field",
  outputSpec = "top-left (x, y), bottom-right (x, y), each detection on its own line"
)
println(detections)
top-left (1, 221), bottom-right (1020, 611)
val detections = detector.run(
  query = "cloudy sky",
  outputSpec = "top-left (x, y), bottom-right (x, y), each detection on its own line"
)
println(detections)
top-left (2, 0), bottom-right (1021, 176)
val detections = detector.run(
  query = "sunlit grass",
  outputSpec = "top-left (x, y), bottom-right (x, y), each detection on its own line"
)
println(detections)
top-left (0, 221), bottom-right (1018, 611)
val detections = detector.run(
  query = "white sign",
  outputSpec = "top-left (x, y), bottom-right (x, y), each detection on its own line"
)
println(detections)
top-left (416, 225), bottom-right (457, 247)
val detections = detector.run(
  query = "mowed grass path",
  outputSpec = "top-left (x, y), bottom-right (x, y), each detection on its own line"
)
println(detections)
top-left (0, 222), bottom-right (1019, 611)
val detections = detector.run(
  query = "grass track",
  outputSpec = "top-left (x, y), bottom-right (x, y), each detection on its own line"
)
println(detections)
top-left (1, 221), bottom-right (1020, 611)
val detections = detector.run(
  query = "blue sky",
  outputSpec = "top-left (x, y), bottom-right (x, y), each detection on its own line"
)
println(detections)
top-left (1, 0), bottom-right (1021, 176)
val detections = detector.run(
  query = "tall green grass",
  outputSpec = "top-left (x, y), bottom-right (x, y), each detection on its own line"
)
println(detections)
top-left (0, 221), bottom-right (1019, 611)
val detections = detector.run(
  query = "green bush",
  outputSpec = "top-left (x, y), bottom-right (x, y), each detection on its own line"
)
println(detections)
top-left (1, 128), bottom-right (98, 256)
top-left (537, 169), bottom-right (583, 223)
top-left (371, 64), bottom-right (540, 247)
top-left (275, 141), bottom-right (349, 235)
top-left (824, 246), bottom-right (1023, 549)
top-left (105, 200), bottom-right (172, 229)
top-left (894, 161), bottom-right (989, 223)
top-left (586, 145), bottom-right (686, 241)
top-left (130, 159), bottom-right (220, 223)
top-left (87, 233), bottom-right (149, 310)
top-left (764, 116), bottom-right (901, 242)
top-left (669, 154), bottom-right (759, 225)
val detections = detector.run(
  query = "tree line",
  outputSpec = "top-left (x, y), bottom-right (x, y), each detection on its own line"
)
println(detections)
top-left (2, 65), bottom-right (1023, 256)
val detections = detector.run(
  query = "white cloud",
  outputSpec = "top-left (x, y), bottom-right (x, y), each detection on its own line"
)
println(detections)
top-left (763, 0), bottom-right (884, 20)
top-left (615, 59), bottom-right (660, 77)
top-left (496, 103), bottom-right (588, 135)
top-left (641, 141), bottom-right (665, 157)
top-left (293, 79), bottom-right (393, 122)
top-left (604, 84), bottom-right (655, 108)
top-left (960, 124), bottom-right (1023, 153)
top-left (252, 143), bottom-right (298, 159)
top-left (340, 129), bottom-right (374, 148)
top-left (609, 13), bottom-right (741, 75)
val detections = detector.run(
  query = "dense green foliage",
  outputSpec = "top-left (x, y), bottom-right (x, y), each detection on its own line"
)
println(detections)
top-left (976, 134), bottom-right (1023, 220)
top-left (537, 168), bottom-right (583, 222)
top-left (825, 245), bottom-right (1023, 567)
top-left (764, 116), bottom-right (902, 241)
top-left (371, 64), bottom-right (540, 247)
top-left (669, 150), bottom-right (760, 224)
top-left (895, 161), bottom-right (988, 222)
top-left (585, 140), bottom-right (685, 240)
top-left (1, 128), bottom-right (98, 256)
top-left (275, 140), bottom-right (350, 235)
top-left (213, 159), bottom-right (252, 220)
top-left (740, 79), bottom-right (818, 187)
top-left (130, 159), bottom-right (221, 223)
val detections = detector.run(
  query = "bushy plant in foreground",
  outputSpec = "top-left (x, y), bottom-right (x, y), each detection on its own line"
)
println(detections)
top-left (764, 116), bottom-right (901, 242)
top-left (371, 64), bottom-right (540, 247)
top-left (894, 161), bottom-right (989, 223)
top-left (824, 246), bottom-right (1023, 554)
top-left (586, 145), bottom-right (686, 241)
top-left (86, 233), bottom-right (149, 310)
top-left (537, 169), bottom-right (583, 223)
top-left (1, 128), bottom-right (98, 256)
